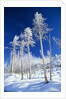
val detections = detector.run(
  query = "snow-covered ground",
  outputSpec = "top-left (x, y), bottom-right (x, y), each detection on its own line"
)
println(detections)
top-left (4, 67), bottom-right (61, 92)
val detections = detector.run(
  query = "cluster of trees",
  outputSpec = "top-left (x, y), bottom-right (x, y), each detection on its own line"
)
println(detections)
top-left (5, 12), bottom-right (61, 83)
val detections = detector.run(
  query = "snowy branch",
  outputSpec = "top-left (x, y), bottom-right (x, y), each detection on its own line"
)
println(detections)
top-left (10, 35), bottom-right (20, 47)
top-left (24, 27), bottom-right (35, 47)
top-left (33, 12), bottom-right (53, 40)
top-left (52, 36), bottom-right (61, 48)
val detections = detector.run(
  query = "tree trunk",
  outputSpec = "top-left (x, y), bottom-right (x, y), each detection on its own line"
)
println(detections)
top-left (17, 51), bottom-right (19, 74)
top-left (25, 60), bottom-right (27, 76)
top-left (39, 31), bottom-right (48, 83)
top-left (19, 51), bottom-right (21, 76)
top-left (49, 34), bottom-right (52, 80)
top-left (28, 40), bottom-right (31, 79)
top-left (11, 46), bottom-right (15, 74)
top-left (21, 47), bottom-right (23, 79)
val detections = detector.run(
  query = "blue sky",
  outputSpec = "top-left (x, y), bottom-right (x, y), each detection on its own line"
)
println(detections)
top-left (4, 7), bottom-right (61, 64)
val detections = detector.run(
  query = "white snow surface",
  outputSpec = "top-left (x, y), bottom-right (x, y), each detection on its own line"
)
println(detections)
top-left (4, 67), bottom-right (61, 92)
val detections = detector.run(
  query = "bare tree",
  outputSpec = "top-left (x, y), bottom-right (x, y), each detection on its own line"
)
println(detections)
top-left (24, 27), bottom-right (35, 79)
top-left (33, 12), bottom-right (52, 83)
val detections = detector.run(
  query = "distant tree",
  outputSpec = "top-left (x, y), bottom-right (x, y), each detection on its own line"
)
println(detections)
top-left (55, 54), bottom-right (61, 71)
top-left (4, 61), bottom-right (8, 75)
top-left (14, 51), bottom-right (20, 74)
top-left (49, 34), bottom-right (52, 80)
top-left (24, 55), bottom-right (29, 78)
top-left (20, 32), bottom-right (26, 79)
top-left (17, 50), bottom-right (20, 74)
top-left (24, 27), bottom-right (35, 79)
top-left (9, 51), bottom-right (12, 73)
top-left (33, 12), bottom-right (52, 83)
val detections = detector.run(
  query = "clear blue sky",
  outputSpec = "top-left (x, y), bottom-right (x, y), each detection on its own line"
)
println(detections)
top-left (4, 7), bottom-right (61, 64)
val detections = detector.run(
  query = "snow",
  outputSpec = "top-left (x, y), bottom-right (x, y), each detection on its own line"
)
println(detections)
top-left (4, 67), bottom-right (61, 92)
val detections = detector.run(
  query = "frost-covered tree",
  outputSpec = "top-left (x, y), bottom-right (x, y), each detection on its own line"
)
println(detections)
top-left (49, 34), bottom-right (52, 80)
top-left (52, 36), bottom-right (61, 48)
top-left (33, 12), bottom-right (52, 83)
top-left (20, 33), bottom-right (26, 79)
top-left (10, 35), bottom-right (19, 74)
top-left (24, 27), bottom-right (35, 79)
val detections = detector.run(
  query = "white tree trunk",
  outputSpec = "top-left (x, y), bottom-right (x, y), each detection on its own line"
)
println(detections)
top-left (28, 40), bottom-right (31, 79)
top-left (49, 34), bottom-right (52, 80)
top-left (25, 60), bottom-right (27, 76)
top-left (39, 31), bottom-right (48, 83)
top-left (11, 46), bottom-right (15, 74)
top-left (21, 47), bottom-right (23, 79)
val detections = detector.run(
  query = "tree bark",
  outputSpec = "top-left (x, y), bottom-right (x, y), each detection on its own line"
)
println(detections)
top-left (39, 31), bottom-right (48, 83)
top-left (49, 34), bottom-right (52, 80)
